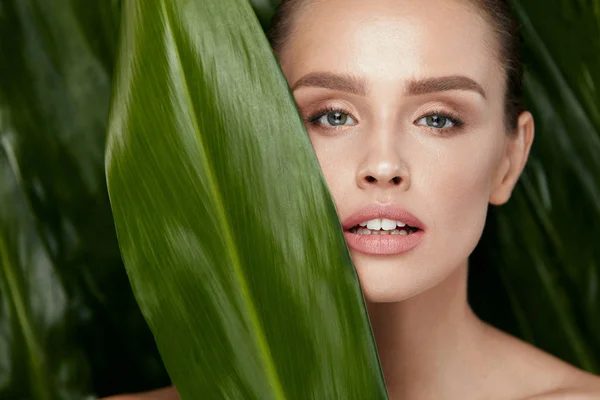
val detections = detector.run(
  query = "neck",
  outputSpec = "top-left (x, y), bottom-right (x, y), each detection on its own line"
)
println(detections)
top-left (366, 260), bottom-right (490, 399)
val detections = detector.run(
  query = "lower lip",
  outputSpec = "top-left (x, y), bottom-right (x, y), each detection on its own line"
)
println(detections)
top-left (343, 230), bottom-right (425, 255)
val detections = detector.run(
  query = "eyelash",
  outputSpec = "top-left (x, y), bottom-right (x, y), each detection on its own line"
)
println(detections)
top-left (305, 106), bottom-right (355, 128)
top-left (304, 106), bottom-right (465, 134)
top-left (419, 108), bottom-right (465, 133)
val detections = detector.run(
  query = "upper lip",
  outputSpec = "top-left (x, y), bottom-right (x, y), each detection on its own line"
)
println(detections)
top-left (341, 203), bottom-right (425, 231)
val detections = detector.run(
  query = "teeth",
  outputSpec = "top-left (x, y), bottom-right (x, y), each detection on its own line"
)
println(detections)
top-left (366, 219), bottom-right (382, 230)
top-left (357, 218), bottom-right (410, 229)
top-left (381, 218), bottom-right (396, 231)
top-left (351, 227), bottom-right (413, 235)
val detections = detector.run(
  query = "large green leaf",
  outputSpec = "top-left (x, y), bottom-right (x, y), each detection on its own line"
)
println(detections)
top-left (105, 0), bottom-right (387, 398)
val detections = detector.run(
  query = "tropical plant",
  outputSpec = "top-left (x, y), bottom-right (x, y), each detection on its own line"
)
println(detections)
top-left (0, 0), bottom-right (599, 398)
top-left (104, 0), bottom-right (386, 398)
top-left (0, 0), bottom-right (169, 398)
top-left (469, 0), bottom-right (600, 373)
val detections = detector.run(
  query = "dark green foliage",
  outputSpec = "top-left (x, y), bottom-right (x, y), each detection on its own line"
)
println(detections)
top-left (0, 0), bottom-right (168, 397)
top-left (469, 0), bottom-right (600, 373)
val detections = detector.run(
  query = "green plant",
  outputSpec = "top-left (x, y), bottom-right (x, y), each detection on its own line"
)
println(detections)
top-left (469, 0), bottom-right (600, 373)
top-left (104, 0), bottom-right (387, 398)
top-left (0, 0), bottom-right (168, 398)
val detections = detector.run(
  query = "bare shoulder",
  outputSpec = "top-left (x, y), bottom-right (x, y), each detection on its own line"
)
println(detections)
top-left (516, 347), bottom-right (600, 399)
top-left (480, 323), bottom-right (600, 400)
top-left (522, 374), bottom-right (600, 399)
top-left (100, 386), bottom-right (179, 400)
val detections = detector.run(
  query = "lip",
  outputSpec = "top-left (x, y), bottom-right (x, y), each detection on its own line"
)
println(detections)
top-left (341, 204), bottom-right (426, 255)
top-left (341, 204), bottom-right (426, 231)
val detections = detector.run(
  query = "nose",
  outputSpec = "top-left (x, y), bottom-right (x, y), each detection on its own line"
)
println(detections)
top-left (356, 140), bottom-right (410, 191)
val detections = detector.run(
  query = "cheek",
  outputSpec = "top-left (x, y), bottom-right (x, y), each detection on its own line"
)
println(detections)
top-left (308, 134), bottom-right (356, 206)
top-left (422, 136), bottom-right (503, 249)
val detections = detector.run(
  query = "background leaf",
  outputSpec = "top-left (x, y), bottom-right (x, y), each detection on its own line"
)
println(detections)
top-left (0, 128), bottom-right (89, 400)
top-left (0, 0), bottom-right (169, 397)
top-left (469, 0), bottom-right (600, 374)
top-left (105, 0), bottom-right (387, 398)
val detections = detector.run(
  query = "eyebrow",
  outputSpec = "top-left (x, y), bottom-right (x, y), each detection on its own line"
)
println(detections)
top-left (291, 72), bottom-right (486, 99)
top-left (291, 72), bottom-right (367, 96)
top-left (406, 76), bottom-right (486, 99)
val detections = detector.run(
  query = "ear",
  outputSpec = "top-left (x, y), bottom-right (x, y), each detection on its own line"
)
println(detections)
top-left (489, 111), bottom-right (535, 206)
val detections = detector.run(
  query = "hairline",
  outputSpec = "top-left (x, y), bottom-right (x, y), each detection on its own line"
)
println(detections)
top-left (269, 0), bottom-right (520, 133)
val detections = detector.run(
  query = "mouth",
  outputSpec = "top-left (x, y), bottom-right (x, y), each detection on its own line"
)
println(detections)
top-left (347, 218), bottom-right (420, 236)
top-left (341, 204), bottom-right (425, 255)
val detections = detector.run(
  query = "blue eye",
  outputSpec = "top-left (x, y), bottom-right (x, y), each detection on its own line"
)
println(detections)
top-left (416, 114), bottom-right (454, 129)
top-left (417, 114), bottom-right (460, 129)
top-left (308, 108), bottom-right (357, 127)
top-left (415, 112), bottom-right (463, 130)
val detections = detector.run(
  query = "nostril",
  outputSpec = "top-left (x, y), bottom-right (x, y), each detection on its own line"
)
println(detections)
top-left (365, 176), bottom-right (377, 183)
top-left (391, 176), bottom-right (401, 184)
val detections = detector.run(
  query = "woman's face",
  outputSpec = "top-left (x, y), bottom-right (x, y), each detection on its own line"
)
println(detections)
top-left (278, 0), bottom-right (531, 302)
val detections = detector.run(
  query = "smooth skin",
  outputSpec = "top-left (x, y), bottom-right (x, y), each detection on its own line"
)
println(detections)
top-left (105, 0), bottom-right (600, 398)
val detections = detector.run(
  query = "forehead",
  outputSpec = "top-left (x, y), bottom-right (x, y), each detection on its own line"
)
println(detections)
top-left (280, 0), bottom-right (502, 97)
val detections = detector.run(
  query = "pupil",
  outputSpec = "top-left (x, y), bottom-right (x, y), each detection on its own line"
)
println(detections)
top-left (327, 112), bottom-right (347, 126)
top-left (427, 115), bottom-right (447, 127)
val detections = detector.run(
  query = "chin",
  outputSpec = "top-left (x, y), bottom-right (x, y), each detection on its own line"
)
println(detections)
top-left (350, 251), bottom-right (436, 303)
top-left (350, 248), bottom-right (470, 304)
top-left (346, 222), bottom-right (483, 303)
